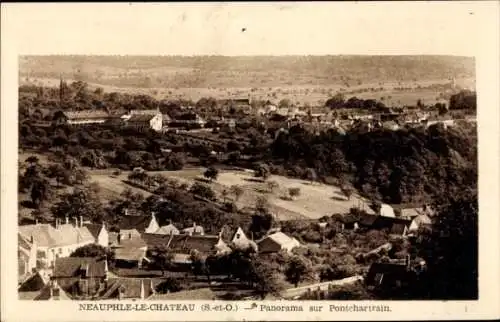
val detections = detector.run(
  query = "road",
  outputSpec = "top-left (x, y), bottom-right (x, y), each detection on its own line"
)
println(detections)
top-left (280, 275), bottom-right (364, 299)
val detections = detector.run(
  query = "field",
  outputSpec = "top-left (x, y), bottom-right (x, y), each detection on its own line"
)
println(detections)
top-left (19, 55), bottom-right (475, 107)
top-left (84, 167), bottom-right (376, 221)
top-left (132, 168), bottom-right (374, 220)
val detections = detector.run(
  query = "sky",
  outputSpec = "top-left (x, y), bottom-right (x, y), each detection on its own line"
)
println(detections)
top-left (1, 2), bottom-right (496, 56)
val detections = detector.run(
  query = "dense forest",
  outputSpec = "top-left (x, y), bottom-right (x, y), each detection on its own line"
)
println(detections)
top-left (271, 120), bottom-right (477, 204)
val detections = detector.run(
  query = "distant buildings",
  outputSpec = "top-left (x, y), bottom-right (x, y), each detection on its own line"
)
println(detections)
top-left (123, 111), bottom-right (163, 132)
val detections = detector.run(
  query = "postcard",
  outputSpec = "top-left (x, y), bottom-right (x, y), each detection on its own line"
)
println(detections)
top-left (1, 2), bottom-right (499, 321)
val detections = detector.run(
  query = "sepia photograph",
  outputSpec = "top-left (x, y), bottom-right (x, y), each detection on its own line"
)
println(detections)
top-left (2, 2), bottom-right (499, 321)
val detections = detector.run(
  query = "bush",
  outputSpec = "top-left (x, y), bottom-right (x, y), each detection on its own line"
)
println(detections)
top-left (155, 277), bottom-right (183, 293)
top-left (189, 182), bottom-right (216, 201)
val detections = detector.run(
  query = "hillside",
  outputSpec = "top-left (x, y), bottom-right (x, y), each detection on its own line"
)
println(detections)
top-left (19, 55), bottom-right (475, 89)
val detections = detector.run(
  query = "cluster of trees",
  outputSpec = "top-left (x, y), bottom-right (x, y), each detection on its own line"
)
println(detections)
top-left (271, 122), bottom-right (477, 204)
top-left (449, 90), bottom-right (476, 110)
top-left (325, 93), bottom-right (388, 111)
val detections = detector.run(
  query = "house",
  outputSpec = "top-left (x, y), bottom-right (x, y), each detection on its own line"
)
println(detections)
top-left (379, 204), bottom-right (396, 217)
top-left (144, 231), bottom-right (231, 264)
top-left (83, 223), bottom-right (109, 247)
top-left (122, 109), bottom-right (163, 132)
top-left (53, 110), bottom-right (111, 126)
top-left (168, 234), bottom-right (231, 260)
top-left (33, 280), bottom-right (72, 301)
top-left (257, 232), bottom-right (301, 254)
top-left (18, 233), bottom-right (37, 281)
top-left (19, 217), bottom-right (95, 268)
top-left (182, 223), bottom-right (205, 236)
top-left (18, 270), bottom-right (51, 300)
top-left (154, 222), bottom-right (180, 235)
top-left (52, 257), bottom-right (108, 298)
top-left (230, 227), bottom-right (256, 251)
top-left (408, 214), bottom-right (432, 232)
top-left (365, 256), bottom-right (412, 290)
top-left (116, 211), bottom-right (160, 233)
top-left (101, 278), bottom-right (157, 300)
top-left (340, 213), bottom-right (412, 236)
top-left (109, 230), bottom-right (148, 268)
top-left (169, 113), bottom-right (206, 128)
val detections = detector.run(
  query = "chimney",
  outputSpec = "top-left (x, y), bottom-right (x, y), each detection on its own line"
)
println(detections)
top-left (150, 279), bottom-right (155, 296)
top-left (140, 280), bottom-right (145, 300)
top-left (65, 216), bottom-right (69, 225)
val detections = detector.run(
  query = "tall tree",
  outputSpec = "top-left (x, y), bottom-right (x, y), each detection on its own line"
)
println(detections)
top-left (285, 255), bottom-right (314, 287)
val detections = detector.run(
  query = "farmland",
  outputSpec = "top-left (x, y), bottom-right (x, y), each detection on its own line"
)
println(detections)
top-left (89, 168), bottom-right (376, 221)
top-left (19, 55), bottom-right (475, 107)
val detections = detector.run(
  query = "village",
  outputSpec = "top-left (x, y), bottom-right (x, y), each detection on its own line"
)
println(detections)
top-left (17, 71), bottom-right (477, 301)
top-left (18, 177), bottom-right (435, 301)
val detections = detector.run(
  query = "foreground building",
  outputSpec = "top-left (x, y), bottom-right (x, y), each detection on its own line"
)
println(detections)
top-left (19, 218), bottom-right (95, 268)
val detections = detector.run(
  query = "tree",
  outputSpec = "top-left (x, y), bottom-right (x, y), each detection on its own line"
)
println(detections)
top-left (249, 212), bottom-right (274, 240)
top-left (255, 195), bottom-right (270, 213)
top-left (155, 277), bottom-right (183, 294)
top-left (190, 250), bottom-right (210, 282)
top-left (288, 187), bottom-right (301, 200)
top-left (148, 246), bottom-right (174, 276)
top-left (52, 185), bottom-right (104, 223)
top-left (267, 180), bottom-right (279, 193)
top-left (285, 255), bottom-right (314, 287)
top-left (254, 163), bottom-right (271, 181)
top-left (230, 185), bottom-right (244, 202)
top-left (189, 182), bottom-right (216, 201)
top-left (70, 244), bottom-right (109, 258)
top-left (305, 168), bottom-right (317, 184)
top-left (31, 178), bottom-right (51, 208)
top-left (250, 260), bottom-right (286, 299)
top-left (340, 183), bottom-right (355, 201)
top-left (25, 156), bottom-right (39, 166)
top-left (203, 166), bottom-right (219, 182)
top-left (221, 189), bottom-right (229, 203)
top-left (325, 93), bottom-right (345, 109)
top-left (415, 191), bottom-right (478, 299)
top-left (46, 163), bottom-right (68, 187)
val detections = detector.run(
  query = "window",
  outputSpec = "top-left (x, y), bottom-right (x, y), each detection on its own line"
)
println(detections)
top-left (236, 233), bottom-right (241, 239)
top-left (58, 248), bottom-right (62, 254)
top-left (374, 273), bottom-right (384, 285)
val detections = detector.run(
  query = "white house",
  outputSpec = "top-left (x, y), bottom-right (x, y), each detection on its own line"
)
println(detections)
top-left (124, 112), bottom-right (163, 132)
top-left (18, 233), bottom-right (37, 281)
top-left (19, 217), bottom-right (95, 269)
top-left (257, 232), bottom-right (301, 254)
top-left (154, 223), bottom-right (180, 235)
top-left (231, 227), bottom-right (254, 250)
top-left (83, 222), bottom-right (109, 247)
top-left (144, 213), bottom-right (160, 234)
top-left (380, 204), bottom-right (396, 217)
